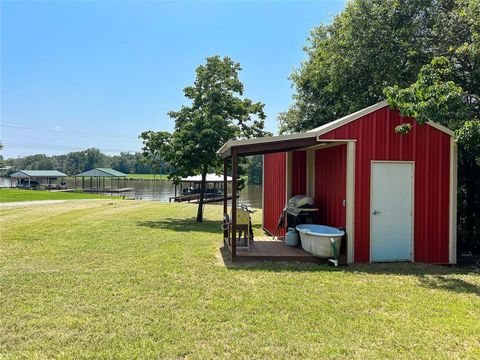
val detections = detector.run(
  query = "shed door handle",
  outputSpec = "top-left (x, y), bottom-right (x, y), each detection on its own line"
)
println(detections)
top-left (372, 209), bottom-right (381, 215)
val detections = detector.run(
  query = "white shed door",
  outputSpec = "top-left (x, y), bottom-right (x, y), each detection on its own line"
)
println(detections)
top-left (371, 162), bottom-right (413, 262)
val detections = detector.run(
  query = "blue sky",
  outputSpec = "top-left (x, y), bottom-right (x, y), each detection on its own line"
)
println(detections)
top-left (1, 1), bottom-right (346, 158)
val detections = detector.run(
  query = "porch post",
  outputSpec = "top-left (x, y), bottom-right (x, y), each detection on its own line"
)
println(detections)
top-left (346, 141), bottom-right (356, 264)
top-left (223, 157), bottom-right (228, 241)
top-left (231, 150), bottom-right (238, 260)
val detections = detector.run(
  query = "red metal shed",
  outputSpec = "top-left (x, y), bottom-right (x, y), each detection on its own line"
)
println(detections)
top-left (219, 101), bottom-right (457, 264)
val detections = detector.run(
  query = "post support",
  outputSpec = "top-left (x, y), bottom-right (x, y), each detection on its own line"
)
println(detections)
top-left (223, 157), bottom-right (228, 241)
top-left (231, 150), bottom-right (238, 260)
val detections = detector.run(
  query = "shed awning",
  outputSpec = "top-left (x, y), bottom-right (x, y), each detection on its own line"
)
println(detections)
top-left (10, 170), bottom-right (68, 178)
top-left (74, 168), bottom-right (127, 177)
top-left (181, 174), bottom-right (232, 183)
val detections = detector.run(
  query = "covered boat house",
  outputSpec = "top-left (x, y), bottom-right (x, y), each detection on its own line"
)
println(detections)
top-left (219, 101), bottom-right (457, 265)
top-left (10, 170), bottom-right (68, 189)
top-left (74, 168), bottom-right (132, 193)
top-left (169, 174), bottom-right (233, 203)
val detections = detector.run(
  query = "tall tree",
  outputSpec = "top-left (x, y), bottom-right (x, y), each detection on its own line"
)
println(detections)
top-left (279, 0), bottom-right (475, 133)
top-left (141, 56), bottom-right (268, 222)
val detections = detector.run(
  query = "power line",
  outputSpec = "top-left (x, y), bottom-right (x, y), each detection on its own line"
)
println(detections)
top-left (1, 141), bottom-right (139, 153)
top-left (1, 121), bottom-right (141, 139)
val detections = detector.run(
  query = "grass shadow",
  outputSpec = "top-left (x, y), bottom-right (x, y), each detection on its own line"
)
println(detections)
top-left (137, 218), bottom-right (221, 234)
top-left (218, 246), bottom-right (480, 295)
top-left (217, 244), bottom-right (339, 273)
top-left (416, 274), bottom-right (480, 296)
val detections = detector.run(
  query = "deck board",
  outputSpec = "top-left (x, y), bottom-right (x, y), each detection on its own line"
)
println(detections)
top-left (229, 236), bottom-right (320, 262)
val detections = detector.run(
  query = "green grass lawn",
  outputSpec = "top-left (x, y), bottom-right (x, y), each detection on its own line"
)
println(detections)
top-left (126, 174), bottom-right (168, 180)
top-left (0, 188), bottom-right (112, 203)
top-left (1, 201), bottom-right (479, 358)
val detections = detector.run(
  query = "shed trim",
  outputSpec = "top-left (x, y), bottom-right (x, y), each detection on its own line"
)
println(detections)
top-left (218, 132), bottom-right (317, 156)
top-left (311, 101), bottom-right (389, 135)
top-left (346, 141), bottom-right (355, 264)
top-left (262, 154), bottom-right (265, 231)
top-left (219, 101), bottom-right (454, 157)
top-left (449, 139), bottom-right (458, 264)
top-left (314, 101), bottom-right (454, 138)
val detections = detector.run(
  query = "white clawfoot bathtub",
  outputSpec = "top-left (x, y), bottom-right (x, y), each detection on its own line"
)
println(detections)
top-left (296, 225), bottom-right (345, 266)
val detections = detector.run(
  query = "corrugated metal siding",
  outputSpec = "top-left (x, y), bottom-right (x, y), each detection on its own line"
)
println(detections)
top-left (314, 145), bottom-right (347, 228)
top-left (320, 107), bottom-right (451, 263)
top-left (292, 151), bottom-right (307, 196)
top-left (263, 152), bottom-right (286, 236)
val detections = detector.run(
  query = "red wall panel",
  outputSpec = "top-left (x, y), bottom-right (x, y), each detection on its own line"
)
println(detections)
top-left (314, 145), bottom-right (347, 228)
top-left (291, 151), bottom-right (307, 196)
top-left (320, 107), bottom-right (451, 263)
top-left (263, 152), bottom-right (286, 236)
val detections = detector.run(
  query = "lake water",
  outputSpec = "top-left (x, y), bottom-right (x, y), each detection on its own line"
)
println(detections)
top-left (0, 177), bottom-right (263, 209)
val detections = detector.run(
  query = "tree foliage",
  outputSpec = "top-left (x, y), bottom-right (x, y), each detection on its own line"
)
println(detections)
top-left (384, 0), bottom-right (480, 249)
top-left (384, 57), bottom-right (470, 132)
top-left (246, 155), bottom-right (263, 185)
top-left (280, 0), bottom-right (476, 134)
top-left (141, 56), bottom-right (269, 222)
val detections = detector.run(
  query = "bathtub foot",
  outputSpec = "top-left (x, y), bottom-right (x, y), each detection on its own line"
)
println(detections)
top-left (328, 258), bottom-right (338, 267)
top-left (329, 238), bottom-right (339, 267)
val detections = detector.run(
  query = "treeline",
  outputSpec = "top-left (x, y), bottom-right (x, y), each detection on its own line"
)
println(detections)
top-left (1, 148), bottom-right (170, 176)
top-left (1, 148), bottom-right (263, 184)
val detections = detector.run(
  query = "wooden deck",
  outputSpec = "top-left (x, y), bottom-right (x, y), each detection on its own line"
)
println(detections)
top-left (225, 236), bottom-right (321, 263)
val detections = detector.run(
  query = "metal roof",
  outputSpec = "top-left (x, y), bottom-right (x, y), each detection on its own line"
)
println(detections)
top-left (74, 168), bottom-right (127, 177)
top-left (10, 170), bottom-right (68, 178)
top-left (218, 101), bottom-right (454, 156)
top-left (181, 174), bottom-right (232, 183)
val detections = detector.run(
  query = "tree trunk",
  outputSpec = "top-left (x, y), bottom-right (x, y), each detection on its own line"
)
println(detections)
top-left (196, 167), bottom-right (208, 222)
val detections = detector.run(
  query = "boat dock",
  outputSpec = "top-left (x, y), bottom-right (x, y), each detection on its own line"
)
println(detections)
top-left (83, 188), bottom-right (134, 194)
top-left (169, 193), bottom-right (237, 203)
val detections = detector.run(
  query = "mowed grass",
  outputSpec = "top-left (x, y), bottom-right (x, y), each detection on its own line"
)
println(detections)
top-left (0, 188), bottom-right (112, 203)
top-left (0, 201), bottom-right (479, 359)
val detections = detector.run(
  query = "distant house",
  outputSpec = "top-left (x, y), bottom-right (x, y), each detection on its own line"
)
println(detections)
top-left (10, 170), bottom-right (68, 189)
